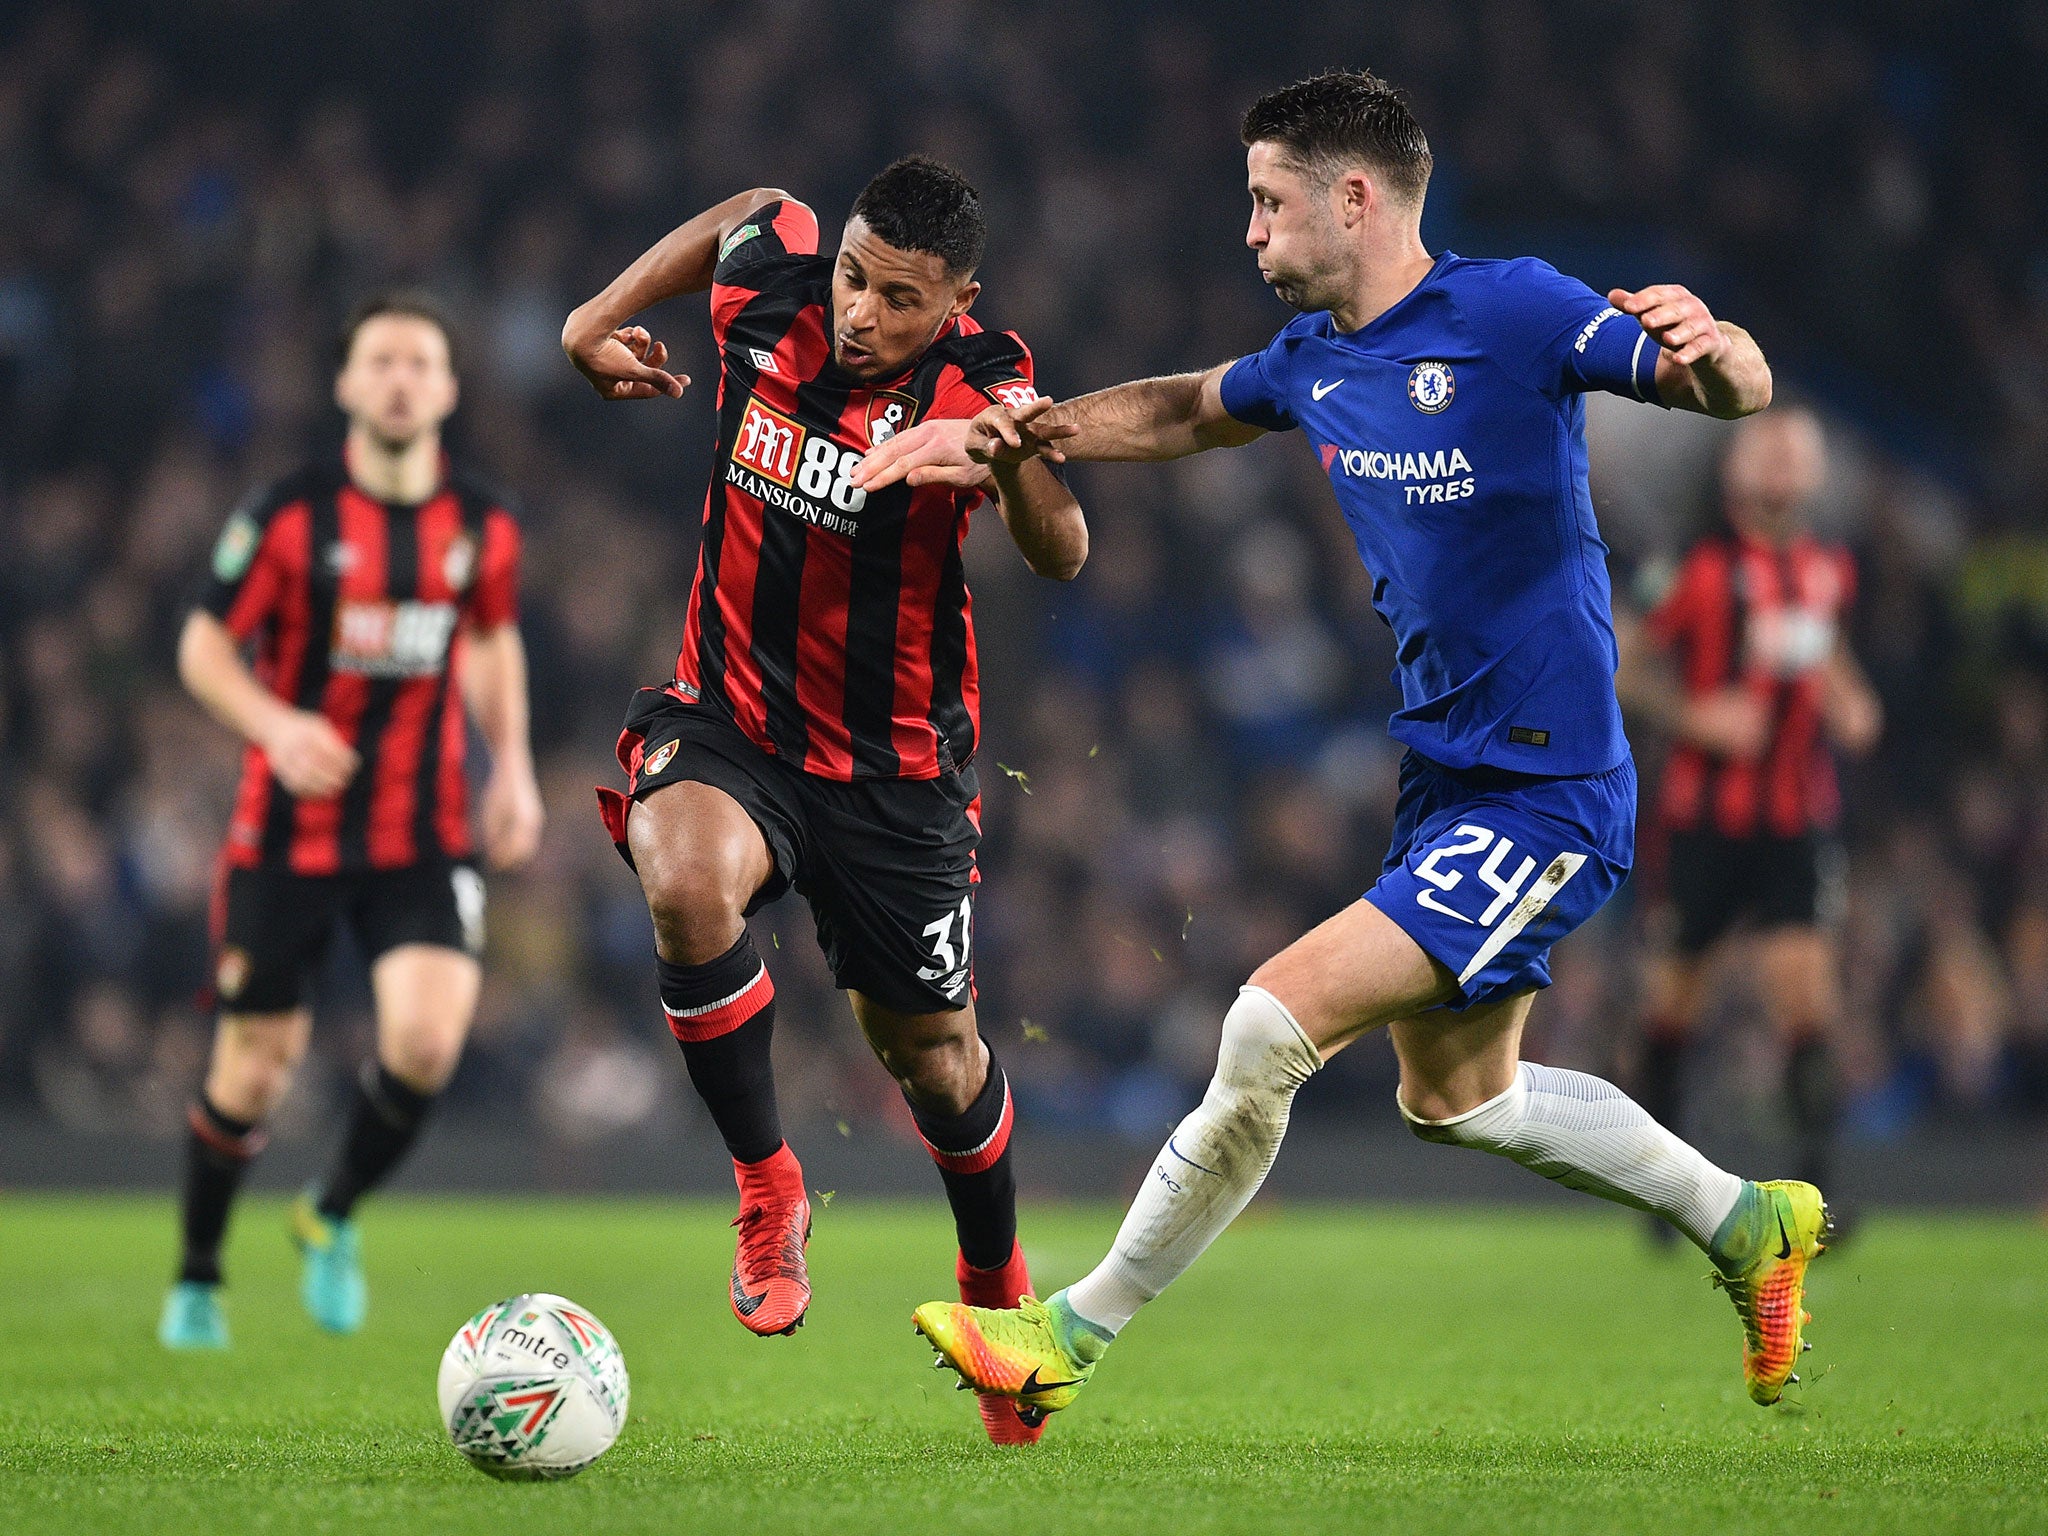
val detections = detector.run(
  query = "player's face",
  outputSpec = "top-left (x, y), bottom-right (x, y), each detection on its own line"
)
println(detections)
top-left (335, 314), bottom-right (458, 451)
top-left (1724, 410), bottom-right (1827, 541)
top-left (831, 218), bottom-right (978, 381)
top-left (1244, 142), bottom-right (1351, 315)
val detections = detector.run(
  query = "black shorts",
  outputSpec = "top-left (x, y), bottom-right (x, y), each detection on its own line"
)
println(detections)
top-left (212, 860), bottom-right (486, 1014)
top-left (1665, 830), bottom-right (1844, 957)
top-left (602, 688), bottom-right (980, 1014)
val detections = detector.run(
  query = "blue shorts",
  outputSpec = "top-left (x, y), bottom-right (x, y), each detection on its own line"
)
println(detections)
top-left (1365, 751), bottom-right (1636, 1011)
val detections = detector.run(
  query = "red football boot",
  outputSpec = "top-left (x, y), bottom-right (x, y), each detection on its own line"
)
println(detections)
top-left (957, 1240), bottom-right (1046, 1444)
top-left (729, 1144), bottom-right (811, 1337)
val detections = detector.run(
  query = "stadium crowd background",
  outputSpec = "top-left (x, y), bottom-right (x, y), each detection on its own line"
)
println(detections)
top-left (3, 1), bottom-right (2044, 1172)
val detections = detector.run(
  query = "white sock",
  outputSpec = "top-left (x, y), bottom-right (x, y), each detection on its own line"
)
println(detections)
top-left (1399, 1060), bottom-right (1743, 1248)
top-left (1063, 986), bottom-right (1322, 1336)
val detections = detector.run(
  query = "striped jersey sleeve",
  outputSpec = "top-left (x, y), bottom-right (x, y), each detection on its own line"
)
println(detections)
top-left (710, 199), bottom-right (822, 346)
top-left (198, 474), bottom-right (315, 639)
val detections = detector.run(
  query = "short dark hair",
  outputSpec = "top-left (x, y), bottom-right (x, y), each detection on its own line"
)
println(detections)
top-left (337, 290), bottom-right (458, 370)
top-left (1241, 70), bottom-right (1432, 203)
top-left (849, 156), bottom-right (986, 276)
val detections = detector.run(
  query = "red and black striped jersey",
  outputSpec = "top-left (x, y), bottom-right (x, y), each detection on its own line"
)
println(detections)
top-left (1646, 529), bottom-right (1856, 838)
top-left (198, 457), bottom-right (521, 873)
top-left (676, 198), bottom-right (1046, 781)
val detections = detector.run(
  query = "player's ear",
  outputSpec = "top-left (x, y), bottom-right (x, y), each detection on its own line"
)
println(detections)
top-left (949, 278), bottom-right (981, 321)
top-left (1338, 169), bottom-right (1371, 228)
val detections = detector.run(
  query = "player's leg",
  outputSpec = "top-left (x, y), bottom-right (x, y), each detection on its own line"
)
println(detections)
top-left (1391, 990), bottom-right (1748, 1250)
top-left (294, 865), bottom-right (486, 1333)
top-left (1754, 835), bottom-right (1850, 1200)
top-left (1755, 923), bottom-right (1844, 1194)
top-left (163, 866), bottom-right (331, 1348)
top-left (851, 990), bottom-right (1022, 1287)
top-left (1637, 831), bottom-right (1742, 1188)
top-left (629, 775), bottom-right (810, 1335)
top-left (855, 994), bottom-right (1038, 1444)
top-left (162, 1006), bottom-right (312, 1347)
top-left (912, 898), bottom-right (1431, 1413)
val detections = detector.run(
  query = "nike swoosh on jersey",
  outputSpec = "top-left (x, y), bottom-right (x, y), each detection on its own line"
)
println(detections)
top-left (1311, 378), bottom-right (1345, 400)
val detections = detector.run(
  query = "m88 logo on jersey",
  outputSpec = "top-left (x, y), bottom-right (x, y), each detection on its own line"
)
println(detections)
top-left (734, 396), bottom-right (805, 486)
top-left (729, 392), bottom-right (869, 528)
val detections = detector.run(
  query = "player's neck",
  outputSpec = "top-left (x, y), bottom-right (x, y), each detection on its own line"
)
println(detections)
top-left (1328, 233), bottom-right (1436, 334)
top-left (345, 426), bottom-right (443, 504)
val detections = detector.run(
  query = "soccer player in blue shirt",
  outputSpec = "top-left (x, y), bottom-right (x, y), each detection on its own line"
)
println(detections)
top-left (860, 70), bottom-right (1822, 1418)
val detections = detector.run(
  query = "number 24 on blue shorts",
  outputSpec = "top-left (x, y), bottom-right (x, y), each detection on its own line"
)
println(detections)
top-left (1365, 752), bottom-right (1636, 1010)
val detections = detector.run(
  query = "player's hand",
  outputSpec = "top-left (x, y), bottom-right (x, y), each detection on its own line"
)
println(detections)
top-left (853, 419), bottom-right (993, 492)
top-left (1609, 285), bottom-right (1729, 370)
top-left (1679, 686), bottom-right (1769, 760)
top-left (261, 708), bottom-right (361, 798)
top-left (565, 324), bottom-right (688, 401)
top-left (854, 398), bottom-right (1076, 492)
top-left (479, 763), bottom-right (546, 871)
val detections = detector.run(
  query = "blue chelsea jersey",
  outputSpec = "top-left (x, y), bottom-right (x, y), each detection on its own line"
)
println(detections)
top-left (1220, 252), bottom-right (1663, 777)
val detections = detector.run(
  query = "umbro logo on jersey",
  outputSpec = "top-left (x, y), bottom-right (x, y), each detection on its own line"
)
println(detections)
top-left (749, 347), bottom-right (780, 373)
top-left (1311, 378), bottom-right (1345, 400)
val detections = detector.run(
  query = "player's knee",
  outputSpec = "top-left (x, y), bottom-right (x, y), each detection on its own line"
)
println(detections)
top-left (211, 1016), bottom-right (306, 1117)
top-left (1398, 1068), bottom-right (1526, 1147)
top-left (885, 1029), bottom-right (981, 1115)
top-left (1208, 987), bottom-right (1321, 1107)
top-left (380, 1025), bottom-right (463, 1093)
top-left (638, 837), bottom-right (754, 961)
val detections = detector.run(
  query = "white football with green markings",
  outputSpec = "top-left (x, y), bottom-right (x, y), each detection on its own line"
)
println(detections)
top-left (437, 1292), bottom-right (629, 1480)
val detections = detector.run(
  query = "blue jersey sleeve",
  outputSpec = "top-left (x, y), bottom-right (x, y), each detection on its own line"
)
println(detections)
top-left (1461, 258), bottom-right (1664, 405)
top-left (1218, 338), bottom-right (1298, 432)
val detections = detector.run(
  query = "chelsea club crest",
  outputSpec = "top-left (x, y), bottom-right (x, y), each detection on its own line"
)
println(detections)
top-left (1407, 360), bottom-right (1455, 414)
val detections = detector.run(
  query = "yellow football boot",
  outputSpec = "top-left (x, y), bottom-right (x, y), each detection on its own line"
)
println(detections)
top-left (913, 1293), bottom-right (1098, 1417)
top-left (1710, 1179), bottom-right (1832, 1405)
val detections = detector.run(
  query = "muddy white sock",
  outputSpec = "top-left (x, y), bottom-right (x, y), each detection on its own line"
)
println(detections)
top-left (1063, 987), bottom-right (1321, 1337)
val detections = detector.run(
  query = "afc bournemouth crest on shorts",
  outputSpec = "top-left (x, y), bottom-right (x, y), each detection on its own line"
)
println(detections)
top-left (866, 390), bottom-right (920, 447)
top-left (642, 739), bottom-right (679, 779)
top-left (216, 946), bottom-right (251, 1002)
top-left (1408, 360), bottom-right (1455, 414)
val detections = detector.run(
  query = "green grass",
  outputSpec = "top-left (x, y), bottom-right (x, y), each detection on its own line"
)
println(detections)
top-left (2, 1194), bottom-right (2044, 1534)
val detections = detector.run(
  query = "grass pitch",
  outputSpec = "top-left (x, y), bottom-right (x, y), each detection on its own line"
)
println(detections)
top-left (3, 1194), bottom-right (2044, 1535)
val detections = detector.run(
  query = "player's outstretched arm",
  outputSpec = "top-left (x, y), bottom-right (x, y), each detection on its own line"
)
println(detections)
top-left (1610, 284), bottom-right (1772, 419)
top-left (855, 363), bottom-right (1262, 492)
top-left (177, 609), bottom-right (360, 798)
top-left (988, 458), bottom-right (1088, 581)
top-left (562, 186), bottom-right (800, 401)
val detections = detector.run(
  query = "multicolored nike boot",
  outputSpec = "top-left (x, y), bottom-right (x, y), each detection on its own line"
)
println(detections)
top-left (729, 1144), bottom-right (811, 1336)
top-left (292, 1193), bottom-right (367, 1335)
top-left (957, 1241), bottom-right (1045, 1445)
top-left (1709, 1178), bottom-right (1832, 1405)
top-left (158, 1280), bottom-right (229, 1350)
top-left (914, 1288), bottom-right (1102, 1418)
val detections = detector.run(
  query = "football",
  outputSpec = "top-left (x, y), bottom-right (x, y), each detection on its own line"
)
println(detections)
top-left (436, 1293), bottom-right (630, 1480)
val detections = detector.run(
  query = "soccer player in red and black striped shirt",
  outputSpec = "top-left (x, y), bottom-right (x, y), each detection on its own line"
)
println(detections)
top-left (159, 294), bottom-right (544, 1351)
top-left (564, 158), bottom-right (1085, 1443)
top-left (1621, 406), bottom-right (1881, 1228)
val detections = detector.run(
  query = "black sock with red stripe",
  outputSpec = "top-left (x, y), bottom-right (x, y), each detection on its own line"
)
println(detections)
top-left (907, 1047), bottom-right (1017, 1272)
top-left (178, 1096), bottom-right (266, 1285)
top-left (659, 935), bottom-right (785, 1166)
top-left (317, 1061), bottom-right (437, 1222)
